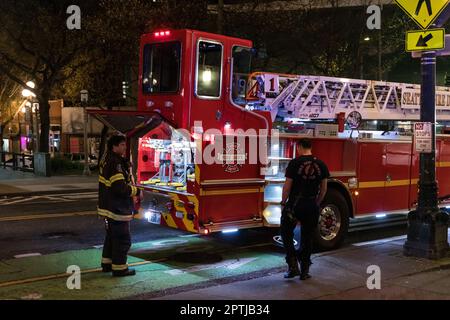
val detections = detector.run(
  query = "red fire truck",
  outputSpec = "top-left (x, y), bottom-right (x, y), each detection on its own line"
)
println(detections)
top-left (89, 29), bottom-right (450, 250)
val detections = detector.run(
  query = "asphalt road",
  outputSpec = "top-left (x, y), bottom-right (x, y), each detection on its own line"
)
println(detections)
top-left (0, 191), bottom-right (408, 260)
top-left (0, 192), bottom-right (419, 300)
top-left (0, 192), bottom-right (186, 260)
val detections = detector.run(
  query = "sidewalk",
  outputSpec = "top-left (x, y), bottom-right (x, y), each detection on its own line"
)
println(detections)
top-left (154, 232), bottom-right (450, 300)
top-left (0, 168), bottom-right (98, 196)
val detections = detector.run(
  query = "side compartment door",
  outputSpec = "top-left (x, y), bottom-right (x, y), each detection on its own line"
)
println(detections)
top-left (383, 142), bottom-right (412, 212)
top-left (356, 142), bottom-right (385, 214)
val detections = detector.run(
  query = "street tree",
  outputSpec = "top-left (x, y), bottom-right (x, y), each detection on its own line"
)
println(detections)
top-left (0, 0), bottom-right (97, 153)
top-left (215, 0), bottom-right (407, 80)
top-left (0, 71), bottom-right (23, 155)
top-left (60, 0), bottom-right (209, 159)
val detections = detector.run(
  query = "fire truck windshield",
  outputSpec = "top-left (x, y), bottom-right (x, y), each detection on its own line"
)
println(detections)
top-left (142, 41), bottom-right (181, 94)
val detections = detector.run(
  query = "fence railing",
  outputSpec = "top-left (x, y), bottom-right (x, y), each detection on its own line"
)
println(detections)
top-left (0, 152), bottom-right (34, 172)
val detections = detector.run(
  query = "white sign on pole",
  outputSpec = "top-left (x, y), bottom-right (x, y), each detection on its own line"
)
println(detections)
top-left (414, 122), bottom-right (433, 153)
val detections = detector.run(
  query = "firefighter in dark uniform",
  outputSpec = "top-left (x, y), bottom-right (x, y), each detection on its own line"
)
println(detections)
top-left (98, 134), bottom-right (140, 277)
top-left (280, 138), bottom-right (329, 280)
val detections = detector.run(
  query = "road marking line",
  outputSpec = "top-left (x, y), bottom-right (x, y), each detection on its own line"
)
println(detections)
top-left (14, 253), bottom-right (42, 259)
top-left (0, 211), bottom-right (97, 222)
top-left (61, 195), bottom-right (97, 200)
top-left (226, 257), bottom-right (258, 270)
top-left (21, 293), bottom-right (42, 300)
top-left (352, 235), bottom-right (407, 247)
top-left (39, 196), bottom-right (72, 202)
top-left (0, 193), bottom-right (98, 206)
top-left (165, 257), bottom-right (258, 276)
top-left (0, 259), bottom-right (165, 288)
top-left (178, 234), bottom-right (200, 238)
top-left (0, 196), bottom-right (39, 206)
top-left (0, 242), bottom-right (276, 288)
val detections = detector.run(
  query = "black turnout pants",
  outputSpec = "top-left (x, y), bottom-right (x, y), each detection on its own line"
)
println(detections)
top-left (102, 218), bottom-right (131, 271)
top-left (280, 198), bottom-right (320, 266)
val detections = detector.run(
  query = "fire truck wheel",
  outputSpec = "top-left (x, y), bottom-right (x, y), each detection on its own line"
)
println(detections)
top-left (313, 189), bottom-right (349, 251)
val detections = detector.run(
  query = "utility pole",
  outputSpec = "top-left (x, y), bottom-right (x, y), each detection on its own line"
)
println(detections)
top-left (403, 50), bottom-right (449, 259)
top-left (394, 0), bottom-right (450, 260)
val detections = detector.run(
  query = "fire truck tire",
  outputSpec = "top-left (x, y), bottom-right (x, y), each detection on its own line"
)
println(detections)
top-left (313, 189), bottom-right (349, 251)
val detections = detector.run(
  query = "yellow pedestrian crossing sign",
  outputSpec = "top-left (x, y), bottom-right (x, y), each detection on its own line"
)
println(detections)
top-left (395, 0), bottom-right (449, 29)
top-left (406, 28), bottom-right (445, 51)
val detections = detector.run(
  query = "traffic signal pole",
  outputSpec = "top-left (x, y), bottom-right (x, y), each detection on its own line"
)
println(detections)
top-left (403, 50), bottom-right (449, 259)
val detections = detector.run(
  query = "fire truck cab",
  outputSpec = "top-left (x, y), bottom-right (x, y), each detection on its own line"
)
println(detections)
top-left (89, 29), bottom-right (450, 250)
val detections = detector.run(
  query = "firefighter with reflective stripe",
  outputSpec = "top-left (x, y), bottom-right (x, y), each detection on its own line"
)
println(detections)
top-left (98, 134), bottom-right (141, 277)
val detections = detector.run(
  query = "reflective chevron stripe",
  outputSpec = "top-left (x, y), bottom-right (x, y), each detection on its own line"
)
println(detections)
top-left (112, 264), bottom-right (128, 271)
top-left (97, 208), bottom-right (133, 222)
top-left (130, 186), bottom-right (138, 197)
top-left (99, 175), bottom-right (111, 187)
top-left (110, 173), bottom-right (125, 183)
top-left (101, 257), bottom-right (112, 264)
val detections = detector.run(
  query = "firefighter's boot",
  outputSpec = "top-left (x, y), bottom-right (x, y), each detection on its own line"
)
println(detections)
top-left (112, 268), bottom-right (136, 277)
top-left (299, 261), bottom-right (311, 280)
top-left (101, 263), bottom-right (112, 272)
top-left (283, 257), bottom-right (300, 279)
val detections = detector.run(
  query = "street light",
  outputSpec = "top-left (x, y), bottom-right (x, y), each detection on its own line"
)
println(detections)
top-left (21, 81), bottom-right (39, 153)
top-left (81, 90), bottom-right (91, 176)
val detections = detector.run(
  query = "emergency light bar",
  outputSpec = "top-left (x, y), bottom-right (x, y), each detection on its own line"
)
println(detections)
top-left (154, 30), bottom-right (171, 37)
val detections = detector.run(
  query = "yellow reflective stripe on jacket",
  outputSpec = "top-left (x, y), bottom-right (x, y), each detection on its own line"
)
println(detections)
top-left (97, 208), bottom-right (133, 222)
top-left (110, 173), bottom-right (125, 183)
top-left (99, 175), bottom-right (111, 187)
top-left (130, 186), bottom-right (137, 197)
top-left (99, 174), bottom-right (126, 187)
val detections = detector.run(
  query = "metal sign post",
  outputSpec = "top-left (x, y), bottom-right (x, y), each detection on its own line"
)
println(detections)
top-left (396, 0), bottom-right (450, 259)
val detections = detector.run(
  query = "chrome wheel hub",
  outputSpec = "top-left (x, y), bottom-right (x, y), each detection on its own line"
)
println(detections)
top-left (319, 205), bottom-right (341, 241)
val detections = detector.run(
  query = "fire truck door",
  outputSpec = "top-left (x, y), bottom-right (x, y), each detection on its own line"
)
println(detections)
top-left (87, 110), bottom-right (165, 177)
top-left (382, 143), bottom-right (412, 212)
top-left (191, 39), bottom-right (225, 130)
top-left (87, 110), bottom-right (164, 136)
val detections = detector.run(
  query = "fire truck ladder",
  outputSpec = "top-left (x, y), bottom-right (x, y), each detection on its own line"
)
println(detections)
top-left (250, 74), bottom-right (450, 121)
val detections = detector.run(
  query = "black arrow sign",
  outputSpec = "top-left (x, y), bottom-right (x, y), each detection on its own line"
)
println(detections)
top-left (416, 33), bottom-right (434, 47)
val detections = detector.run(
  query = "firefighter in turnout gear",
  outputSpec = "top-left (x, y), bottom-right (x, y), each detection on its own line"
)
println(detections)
top-left (280, 138), bottom-right (329, 280)
top-left (98, 134), bottom-right (140, 277)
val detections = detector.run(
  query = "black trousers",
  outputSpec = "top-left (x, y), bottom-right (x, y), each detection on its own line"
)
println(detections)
top-left (102, 218), bottom-right (131, 271)
top-left (280, 199), bottom-right (320, 265)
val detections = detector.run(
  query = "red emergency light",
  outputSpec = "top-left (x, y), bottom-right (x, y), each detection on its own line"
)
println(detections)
top-left (154, 30), bottom-right (171, 37)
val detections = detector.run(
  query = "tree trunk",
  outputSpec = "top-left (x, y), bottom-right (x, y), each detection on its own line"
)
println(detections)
top-left (0, 124), bottom-right (5, 164)
top-left (38, 89), bottom-right (51, 153)
top-left (217, 0), bottom-right (224, 34)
